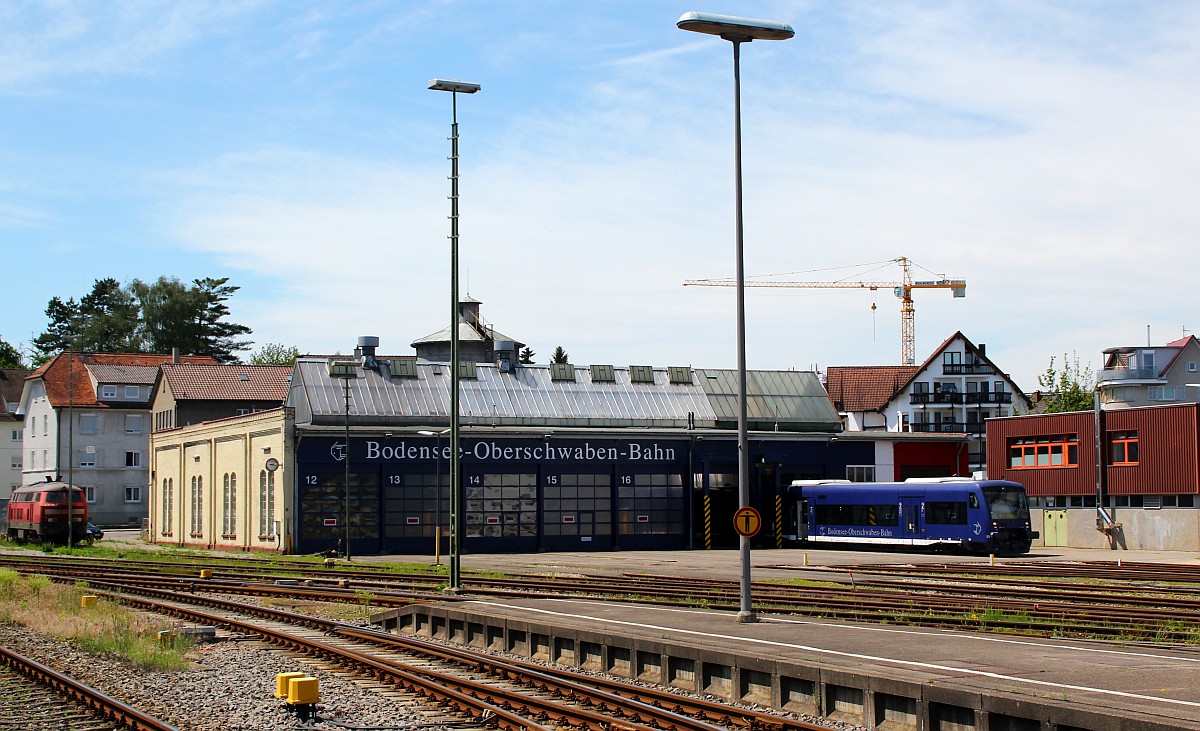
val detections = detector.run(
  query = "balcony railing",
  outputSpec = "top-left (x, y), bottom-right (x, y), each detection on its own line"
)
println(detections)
top-left (907, 422), bottom-right (974, 432)
top-left (910, 422), bottom-right (986, 435)
top-left (942, 363), bottom-right (995, 375)
top-left (910, 392), bottom-right (963, 405)
top-left (1098, 367), bottom-right (1161, 383)
top-left (964, 392), bottom-right (1012, 404)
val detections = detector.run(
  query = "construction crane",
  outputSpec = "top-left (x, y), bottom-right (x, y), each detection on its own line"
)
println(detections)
top-left (683, 257), bottom-right (966, 366)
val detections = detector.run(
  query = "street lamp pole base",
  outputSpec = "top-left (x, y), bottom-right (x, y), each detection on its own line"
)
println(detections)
top-left (736, 610), bottom-right (758, 624)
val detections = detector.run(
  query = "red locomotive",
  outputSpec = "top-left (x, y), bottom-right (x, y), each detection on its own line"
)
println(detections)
top-left (6, 478), bottom-right (88, 543)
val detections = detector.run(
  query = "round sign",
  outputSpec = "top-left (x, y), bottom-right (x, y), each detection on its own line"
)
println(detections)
top-left (733, 506), bottom-right (762, 537)
top-left (265, 457), bottom-right (280, 472)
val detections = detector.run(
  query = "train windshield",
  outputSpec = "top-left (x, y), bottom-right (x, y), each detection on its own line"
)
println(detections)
top-left (983, 486), bottom-right (1029, 520)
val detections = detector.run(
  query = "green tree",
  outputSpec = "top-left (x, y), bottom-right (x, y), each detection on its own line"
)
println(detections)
top-left (519, 347), bottom-right (535, 365)
top-left (33, 276), bottom-right (253, 364)
top-left (0, 336), bottom-right (25, 368)
top-left (31, 278), bottom-right (138, 361)
top-left (551, 346), bottom-right (569, 364)
top-left (131, 276), bottom-right (252, 363)
top-left (1037, 352), bottom-right (1095, 412)
top-left (75, 278), bottom-right (139, 352)
top-left (248, 342), bottom-right (300, 365)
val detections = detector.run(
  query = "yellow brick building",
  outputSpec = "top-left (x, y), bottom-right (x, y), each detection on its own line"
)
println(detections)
top-left (150, 408), bottom-right (294, 552)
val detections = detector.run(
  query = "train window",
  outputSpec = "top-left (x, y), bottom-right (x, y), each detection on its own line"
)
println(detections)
top-left (969, 494), bottom-right (979, 509)
top-left (814, 504), bottom-right (898, 527)
top-left (926, 501), bottom-right (968, 525)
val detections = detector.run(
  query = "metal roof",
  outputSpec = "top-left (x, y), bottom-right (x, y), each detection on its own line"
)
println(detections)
top-left (291, 359), bottom-right (840, 432)
top-left (696, 369), bottom-right (842, 432)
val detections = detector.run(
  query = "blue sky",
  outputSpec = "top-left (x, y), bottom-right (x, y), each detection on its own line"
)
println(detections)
top-left (3, 1), bottom-right (1199, 390)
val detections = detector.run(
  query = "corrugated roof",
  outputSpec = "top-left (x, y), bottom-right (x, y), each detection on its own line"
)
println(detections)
top-left (292, 359), bottom-right (840, 432)
top-left (696, 370), bottom-right (842, 431)
top-left (161, 363), bottom-right (293, 401)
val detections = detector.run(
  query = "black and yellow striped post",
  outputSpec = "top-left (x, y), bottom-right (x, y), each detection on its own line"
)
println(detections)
top-left (774, 492), bottom-right (783, 549)
top-left (703, 493), bottom-right (713, 549)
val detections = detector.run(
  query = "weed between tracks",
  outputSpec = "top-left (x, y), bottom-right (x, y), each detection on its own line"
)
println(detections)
top-left (0, 569), bottom-right (192, 670)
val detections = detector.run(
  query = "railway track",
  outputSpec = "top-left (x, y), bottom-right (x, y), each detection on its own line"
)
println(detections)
top-left (77, 580), bottom-right (838, 731)
top-left (7, 553), bottom-right (1200, 643)
top-left (0, 644), bottom-right (178, 731)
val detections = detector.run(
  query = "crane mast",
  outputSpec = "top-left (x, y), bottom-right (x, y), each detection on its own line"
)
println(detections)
top-left (683, 257), bottom-right (966, 365)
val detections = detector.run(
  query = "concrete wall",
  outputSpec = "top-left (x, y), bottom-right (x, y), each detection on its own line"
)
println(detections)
top-left (1032, 508), bottom-right (1200, 550)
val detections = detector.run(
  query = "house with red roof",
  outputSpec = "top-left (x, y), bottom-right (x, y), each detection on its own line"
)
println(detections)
top-left (151, 363), bottom-right (292, 431)
top-left (17, 352), bottom-right (216, 527)
top-left (827, 332), bottom-right (1031, 475)
top-left (1, 368), bottom-right (31, 503)
top-left (1096, 335), bottom-right (1200, 409)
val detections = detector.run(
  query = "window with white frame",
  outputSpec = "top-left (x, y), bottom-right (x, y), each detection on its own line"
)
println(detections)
top-left (78, 448), bottom-right (96, 468)
top-left (10, 456), bottom-right (20, 470)
top-left (42, 414), bottom-right (47, 436)
top-left (124, 414), bottom-right (142, 434)
top-left (125, 451), bottom-right (142, 468)
top-left (161, 478), bottom-right (174, 534)
top-left (222, 473), bottom-right (237, 536)
top-left (83, 486), bottom-right (96, 503)
top-left (42, 450), bottom-right (47, 469)
top-left (10, 429), bottom-right (19, 441)
top-left (124, 485), bottom-right (142, 503)
top-left (259, 469), bottom-right (276, 537)
top-left (846, 465), bottom-right (876, 482)
top-left (79, 413), bottom-right (98, 434)
top-left (125, 385), bottom-right (140, 399)
top-left (1147, 385), bottom-right (1177, 401)
top-left (190, 476), bottom-right (204, 535)
top-left (101, 385), bottom-right (117, 399)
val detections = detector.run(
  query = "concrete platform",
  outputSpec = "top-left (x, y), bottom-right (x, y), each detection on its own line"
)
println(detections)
top-left (369, 546), bottom-right (1200, 731)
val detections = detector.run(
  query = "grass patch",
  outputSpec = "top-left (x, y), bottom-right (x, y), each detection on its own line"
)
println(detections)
top-left (0, 574), bottom-right (192, 671)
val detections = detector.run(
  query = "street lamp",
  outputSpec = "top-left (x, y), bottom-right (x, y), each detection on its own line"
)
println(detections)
top-left (418, 428), bottom-right (451, 564)
top-left (328, 359), bottom-right (358, 560)
top-left (429, 77), bottom-right (481, 592)
top-left (677, 11), bottom-right (794, 624)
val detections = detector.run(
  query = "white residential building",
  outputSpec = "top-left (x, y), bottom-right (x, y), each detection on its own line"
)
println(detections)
top-left (826, 332), bottom-right (1031, 475)
top-left (17, 353), bottom-right (215, 527)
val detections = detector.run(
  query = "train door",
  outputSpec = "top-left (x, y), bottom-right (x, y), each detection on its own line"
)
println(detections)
top-left (795, 498), bottom-right (809, 541)
top-left (1042, 509), bottom-right (1068, 547)
top-left (900, 497), bottom-right (924, 545)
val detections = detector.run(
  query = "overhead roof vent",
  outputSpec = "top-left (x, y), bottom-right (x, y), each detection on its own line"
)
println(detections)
top-left (590, 364), bottom-right (615, 382)
top-left (629, 365), bottom-right (655, 384)
top-left (668, 366), bottom-right (693, 384)
top-left (550, 363), bottom-right (576, 382)
top-left (390, 359), bottom-right (418, 379)
top-left (357, 336), bottom-right (380, 371)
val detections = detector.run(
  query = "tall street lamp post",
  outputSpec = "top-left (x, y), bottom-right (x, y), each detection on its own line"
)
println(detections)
top-left (676, 11), bottom-right (794, 624)
top-left (418, 428), bottom-right (451, 564)
top-left (429, 77), bottom-right (481, 592)
top-left (328, 359), bottom-right (357, 560)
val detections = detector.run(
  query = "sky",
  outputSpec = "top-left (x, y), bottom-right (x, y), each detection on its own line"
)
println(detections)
top-left (3, 1), bottom-right (1199, 391)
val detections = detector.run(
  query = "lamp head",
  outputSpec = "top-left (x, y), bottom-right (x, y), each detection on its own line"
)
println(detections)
top-left (428, 78), bottom-right (482, 94)
top-left (676, 12), bottom-right (794, 42)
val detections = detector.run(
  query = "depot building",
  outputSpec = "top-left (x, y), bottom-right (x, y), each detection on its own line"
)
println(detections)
top-left (149, 306), bottom-right (968, 556)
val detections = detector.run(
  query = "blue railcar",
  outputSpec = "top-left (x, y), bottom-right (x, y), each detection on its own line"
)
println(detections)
top-left (785, 478), bottom-right (1038, 555)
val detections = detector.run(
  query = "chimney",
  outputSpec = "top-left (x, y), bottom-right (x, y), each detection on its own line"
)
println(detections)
top-left (358, 336), bottom-right (380, 371)
top-left (978, 344), bottom-right (986, 356)
top-left (172, 347), bottom-right (180, 363)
